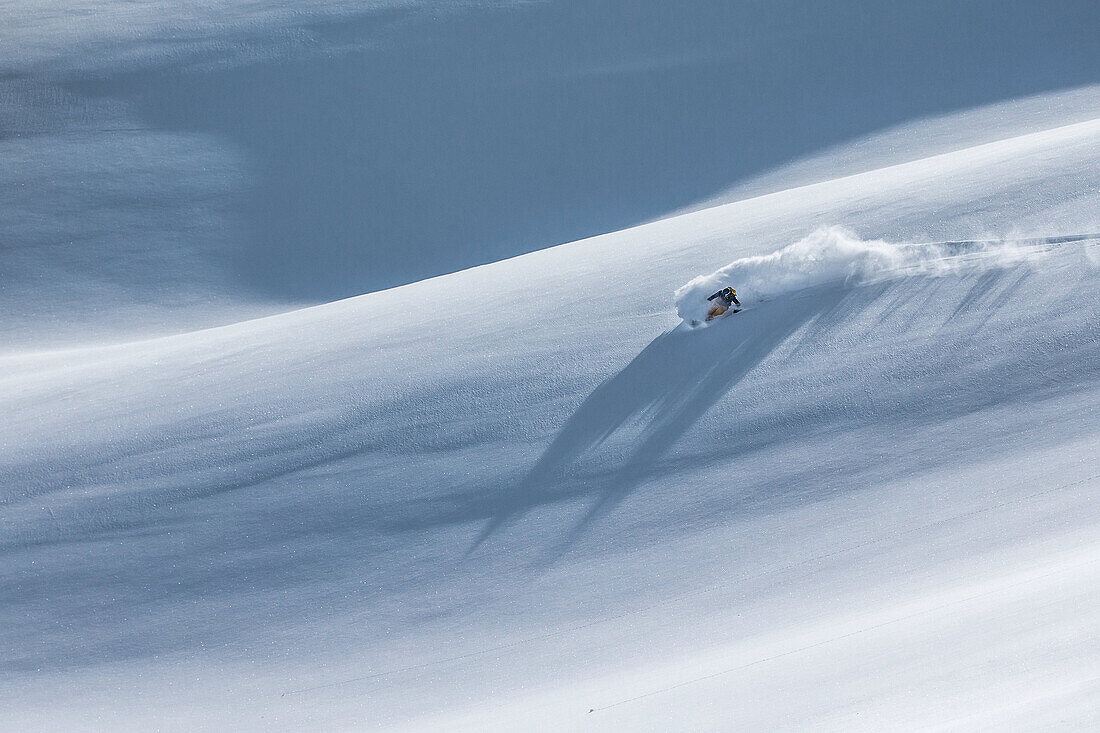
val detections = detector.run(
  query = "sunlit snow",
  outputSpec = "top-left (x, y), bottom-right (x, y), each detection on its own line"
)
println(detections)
top-left (3, 2), bottom-right (1099, 731)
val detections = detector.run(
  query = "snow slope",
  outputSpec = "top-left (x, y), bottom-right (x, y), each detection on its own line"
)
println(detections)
top-left (4, 2), bottom-right (1100, 730)
top-left (4, 104), bottom-right (1100, 729)
top-left (5, 0), bottom-right (1100, 344)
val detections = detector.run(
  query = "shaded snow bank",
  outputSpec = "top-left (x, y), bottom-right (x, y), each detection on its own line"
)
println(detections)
top-left (674, 227), bottom-right (1071, 324)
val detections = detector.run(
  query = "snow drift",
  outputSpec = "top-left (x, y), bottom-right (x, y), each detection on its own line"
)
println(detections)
top-left (674, 227), bottom-right (1063, 324)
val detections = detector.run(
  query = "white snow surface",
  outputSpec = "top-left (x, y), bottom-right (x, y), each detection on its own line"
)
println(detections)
top-left (4, 2), bottom-right (1100, 732)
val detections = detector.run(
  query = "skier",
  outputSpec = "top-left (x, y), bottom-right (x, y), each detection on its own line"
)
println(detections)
top-left (705, 286), bottom-right (740, 321)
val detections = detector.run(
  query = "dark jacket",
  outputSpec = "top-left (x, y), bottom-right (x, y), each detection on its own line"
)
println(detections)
top-left (707, 288), bottom-right (740, 307)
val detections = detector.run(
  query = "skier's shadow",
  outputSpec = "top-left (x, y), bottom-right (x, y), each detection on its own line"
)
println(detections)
top-left (470, 292), bottom-right (839, 559)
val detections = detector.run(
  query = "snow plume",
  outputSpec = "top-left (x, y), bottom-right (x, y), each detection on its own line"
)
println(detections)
top-left (674, 226), bottom-right (1048, 323)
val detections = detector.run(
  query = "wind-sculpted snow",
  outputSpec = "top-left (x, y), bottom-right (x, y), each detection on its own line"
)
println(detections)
top-left (674, 227), bottom-right (1061, 325)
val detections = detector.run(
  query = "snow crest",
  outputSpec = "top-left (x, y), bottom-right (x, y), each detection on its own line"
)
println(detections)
top-left (674, 227), bottom-right (1044, 323)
